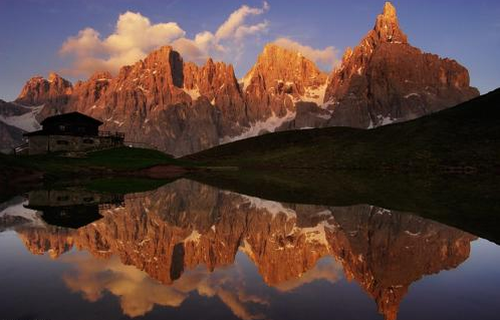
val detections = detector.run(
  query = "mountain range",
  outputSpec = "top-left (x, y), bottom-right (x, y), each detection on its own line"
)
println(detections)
top-left (0, 2), bottom-right (478, 156)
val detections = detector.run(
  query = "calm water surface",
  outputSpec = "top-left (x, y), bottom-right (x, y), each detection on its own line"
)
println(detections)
top-left (0, 179), bottom-right (499, 320)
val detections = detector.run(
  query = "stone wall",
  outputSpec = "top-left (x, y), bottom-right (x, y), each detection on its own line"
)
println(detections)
top-left (27, 134), bottom-right (123, 155)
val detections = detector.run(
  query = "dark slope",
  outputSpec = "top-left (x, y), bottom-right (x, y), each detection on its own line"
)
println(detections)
top-left (0, 120), bottom-right (24, 151)
top-left (185, 88), bottom-right (500, 173)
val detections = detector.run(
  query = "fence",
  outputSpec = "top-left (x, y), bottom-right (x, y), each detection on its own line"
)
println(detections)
top-left (14, 142), bottom-right (29, 155)
top-left (99, 131), bottom-right (125, 138)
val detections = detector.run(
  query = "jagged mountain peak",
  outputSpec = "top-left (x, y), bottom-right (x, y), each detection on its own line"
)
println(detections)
top-left (48, 72), bottom-right (65, 83)
top-left (251, 43), bottom-right (323, 72)
top-left (323, 1), bottom-right (478, 129)
top-left (372, 1), bottom-right (408, 44)
top-left (243, 43), bottom-right (327, 93)
top-left (15, 72), bottom-right (72, 107)
top-left (382, 1), bottom-right (397, 17)
top-left (145, 45), bottom-right (176, 59)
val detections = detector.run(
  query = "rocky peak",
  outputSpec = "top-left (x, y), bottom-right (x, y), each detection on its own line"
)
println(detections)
top-left (183, 58), bottom-right (247, 137)
top-left (243, 43), bottom-right (327, 94)
top-left (371, 2), bottom-right (408, 44)
top-left (183, 58), bottom-right (241, 99)
top-left (241, 43), bottom-right (328, 126)
top-left (88, 71), bottom-right (113, 82)
top-left (98, 45), bottom-right (189, 112)
top-left (323, 1), bottom-right (479, 129)
top-left (142, 45), bottom-right (184, 88)
top-left (67, 71), bottom-right (113, 115)
top-left (15, 73), bottom-right (73, 107)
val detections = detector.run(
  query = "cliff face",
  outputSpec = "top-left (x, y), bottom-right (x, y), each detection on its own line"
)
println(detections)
top-left (15, 72), bottom-right (73, 108)
top-left (242, 43), bottom-right (328, 125)
top-left (15, 179), bottom-right (476, 319)
top-left (72, 47), bottom-right (220, 155)
top-left (323, 2), bottom-right (479, 128)
top-left (183, 59), bottom-right (248, 138)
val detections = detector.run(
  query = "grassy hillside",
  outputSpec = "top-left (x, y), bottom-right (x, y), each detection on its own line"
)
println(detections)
top-left (1, 147), bottom-right (177, 171)
top-left (0, 147), bottom-right (185, 185)
top-left (185, 89), bottom-right (500, 172)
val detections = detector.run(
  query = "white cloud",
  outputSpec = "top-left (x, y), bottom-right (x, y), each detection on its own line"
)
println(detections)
top-left (273, 37), bottom-right (340, 70)
top-left (215, 3), bottom-right (269, 40)
top-left (62, 254), bottom-right (268, 320)
top-left (60, 2), bottom-right (270, 76)
top-left (60, 12), bottom-right (185, 76)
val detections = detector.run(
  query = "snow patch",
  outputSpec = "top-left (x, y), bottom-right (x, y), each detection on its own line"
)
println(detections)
top-left (314, 210), bottom-right (332, 217)
top-left (0, 197), bottom-right (44, 227)
top-left (221, 110), bottom-right (295, 143)
top-left (0, 105), bottom-right (43, 132)
top-left (137, 85), bottom-right (148, 92)
top-left (184, 87), bottom-right (201, 101)
top-left (317, 113), bottom-right (331, 120)
top-left (184, 229), bottom-right (202, 244)
top-left (240, 72), bottom-right (253, 91)
top-left (299, 221), bottom-right (334, 246)
top-left (378, 115), bottom-right (395, 126)
top-left (239, 239), bottom-right (255, 259)
top-left (240, 194), bottom-right (297, 219)
top-left (404, 230), bottom-right (421, 237)
top-left (404, 92), bottom-right (420, 99)
top-left (368, 114), bottom-right (396, 129)
top-left (299, 83), bottom-right (328, 106)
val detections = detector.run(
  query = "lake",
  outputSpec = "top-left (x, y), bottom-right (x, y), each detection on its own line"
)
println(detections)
top-left (1, 178), bottom-right (499, 320)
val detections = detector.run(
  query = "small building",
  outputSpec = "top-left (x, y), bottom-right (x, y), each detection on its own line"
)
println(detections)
top-left (23, 112), bottom-right (124, 155)
top-left (24, 189), bottom-right (124, 229)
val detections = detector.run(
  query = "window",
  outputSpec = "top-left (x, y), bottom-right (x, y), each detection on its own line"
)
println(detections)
top-left (56, 140), bottom-right (69, 145)
top-left (59, 125), bottom-right (66, 131)
top-left (83, 139), bottom-right (94, 144)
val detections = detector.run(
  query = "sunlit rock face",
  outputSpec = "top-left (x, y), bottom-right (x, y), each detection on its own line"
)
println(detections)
top-left (66, 46), bottom-right (221, 156)
top-left (242, 43), bottom-right (328, 125)
top-left (8, 2), bottom-right (478, 154)
top-left (183, 59), bottom-right (248, 138)
top-left (16, 44), bottom-right (326, 155)
top-left (14, 179), bottom-right (476, 320)
top-left (16, 73), bottom-right (73, 109)
top-left (323, 2), bottom-right (479, 128)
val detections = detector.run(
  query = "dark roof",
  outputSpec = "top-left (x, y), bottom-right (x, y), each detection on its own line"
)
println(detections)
top-left (24, 205), bottom-right (103, 229)
top-left (40, 112), bottom-right (103, 126)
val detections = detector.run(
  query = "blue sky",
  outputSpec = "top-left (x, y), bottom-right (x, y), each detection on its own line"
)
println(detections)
top-left (0, 0), bottom-right (499, 101)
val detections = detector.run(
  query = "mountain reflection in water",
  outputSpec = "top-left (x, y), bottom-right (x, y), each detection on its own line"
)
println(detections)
top-left (1, 179), bottom-right (481, 320)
